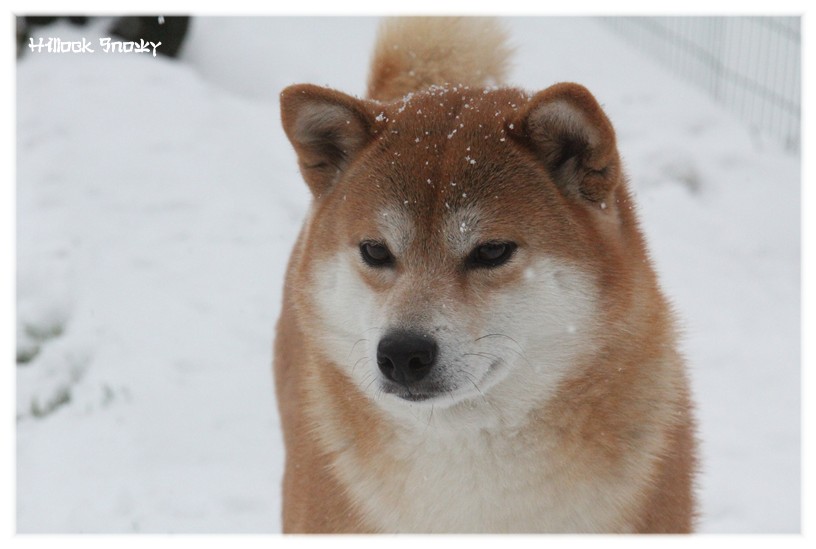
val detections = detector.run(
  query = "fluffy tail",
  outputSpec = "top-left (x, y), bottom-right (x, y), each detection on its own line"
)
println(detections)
top-left (366, 17), bottom-right (513, 101)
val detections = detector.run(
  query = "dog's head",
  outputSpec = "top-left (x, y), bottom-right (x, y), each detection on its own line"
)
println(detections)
top-left (280, 83), bottom-right (643, 420)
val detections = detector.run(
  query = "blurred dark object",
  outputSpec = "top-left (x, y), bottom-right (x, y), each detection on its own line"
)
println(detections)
top-left (26, 16), bottom-right (89, 26)
top-left (16, 16), bottom-right (89, 56)
top-left (16, 15), bottom-right (190, 59)
top-left (111, 16), bottom-right (190, 58)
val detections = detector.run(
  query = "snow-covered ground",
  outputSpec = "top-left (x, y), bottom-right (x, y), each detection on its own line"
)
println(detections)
top-left (14, 17), bottom-right (800, 533)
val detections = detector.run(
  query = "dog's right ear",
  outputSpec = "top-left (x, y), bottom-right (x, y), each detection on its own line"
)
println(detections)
top-left (280, 84), bottom-right (375, 198)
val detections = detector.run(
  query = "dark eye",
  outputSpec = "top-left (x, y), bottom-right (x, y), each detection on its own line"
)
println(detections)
top-left (360, 241), bottom-right (394, 267)
top-left (467, 241), bottom-right (517, 268)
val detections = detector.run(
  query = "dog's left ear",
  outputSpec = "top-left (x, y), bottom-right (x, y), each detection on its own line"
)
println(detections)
top-left (512, 83), bottom-right (620, 203)
top-left (280, 84), bottom-right (375, 198)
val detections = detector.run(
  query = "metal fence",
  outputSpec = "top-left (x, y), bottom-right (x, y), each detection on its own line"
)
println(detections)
top-left (602, 16), bottom-right (801, 153)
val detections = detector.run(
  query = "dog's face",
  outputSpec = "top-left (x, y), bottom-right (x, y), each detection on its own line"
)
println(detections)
top-left (281, 83), bottom-right (630, 417)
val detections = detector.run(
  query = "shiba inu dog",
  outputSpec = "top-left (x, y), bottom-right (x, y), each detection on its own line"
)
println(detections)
top-left (274, 17), bottom-right (696, 533)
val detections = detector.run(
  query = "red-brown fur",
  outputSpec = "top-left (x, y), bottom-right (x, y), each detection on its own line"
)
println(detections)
top-left (274, 17), bottom-right (697, 533)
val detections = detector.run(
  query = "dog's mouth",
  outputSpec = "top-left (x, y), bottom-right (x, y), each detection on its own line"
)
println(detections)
top-left (380, 380), bottom-right (441, 402)
top-left (378, 358), bottom-right (503, 404)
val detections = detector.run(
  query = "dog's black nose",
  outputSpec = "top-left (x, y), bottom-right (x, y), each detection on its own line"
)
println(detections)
top-left (377, 331), bottom-right (437, 384)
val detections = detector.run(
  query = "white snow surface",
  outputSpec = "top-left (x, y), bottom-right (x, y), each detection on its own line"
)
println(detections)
top-left (15, 17), bottom-right (800, 533)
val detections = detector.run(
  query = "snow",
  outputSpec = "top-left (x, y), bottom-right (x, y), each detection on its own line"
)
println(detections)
top-left (14, 17), bottom-right (800, 533)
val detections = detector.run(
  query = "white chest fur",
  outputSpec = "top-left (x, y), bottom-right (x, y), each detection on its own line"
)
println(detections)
top-left (326, 407), bottom-right (645, 533)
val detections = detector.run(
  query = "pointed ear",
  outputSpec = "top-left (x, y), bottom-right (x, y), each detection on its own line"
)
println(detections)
top-left (512, 83), bottom-right (621, 203)
top-left (280, 84), bottom-right (375, 198)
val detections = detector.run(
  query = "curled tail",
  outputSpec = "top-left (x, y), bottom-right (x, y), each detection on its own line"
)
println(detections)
top-left (366, 17), bottom-right (513, 101)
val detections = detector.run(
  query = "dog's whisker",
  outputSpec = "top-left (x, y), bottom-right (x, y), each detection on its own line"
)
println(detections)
top-left (351, 355), bottom-right (369, 375)
top-left (462, 369), bottom-right (504, 419)
top-left (362, 372), bottom-right (378, 394)
top-left (346, 338), bottom-right (369, 361)
top-left (463, 371), bottom-right (482, 395)
top-left (474, 333), bottom-right (523, 352)
top-left (497, 345), bottom-right (533, 370)
top-left (463, 351), bottom-right (502, 363)
top-left (474, 336), bottom-right (534, 370)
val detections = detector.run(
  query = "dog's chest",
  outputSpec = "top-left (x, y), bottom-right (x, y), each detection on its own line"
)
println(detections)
top-left (332, 424), bottom-right (624, 533)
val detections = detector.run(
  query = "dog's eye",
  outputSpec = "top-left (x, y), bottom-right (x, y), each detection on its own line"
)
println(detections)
top-left (467, 242), bottom-right (517, 268)
top-left (360, 241), bottom-right (395, 267)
